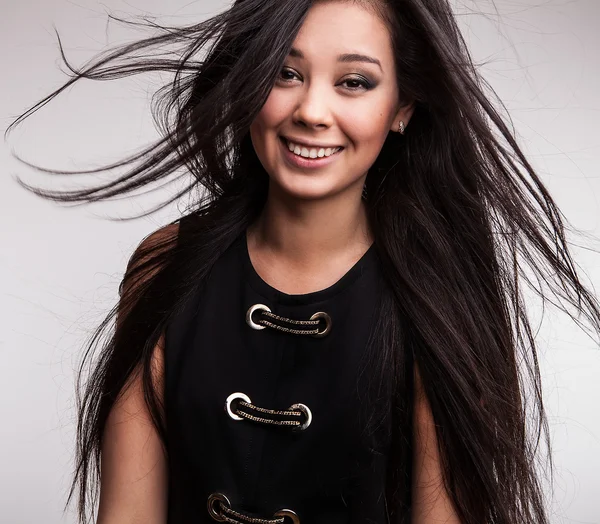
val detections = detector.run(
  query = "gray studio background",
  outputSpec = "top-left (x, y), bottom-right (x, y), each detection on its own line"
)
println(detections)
top-left (1, 1), bottom-right (599, 523)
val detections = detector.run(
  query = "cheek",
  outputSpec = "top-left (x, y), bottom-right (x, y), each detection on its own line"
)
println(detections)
top-left (343, 107), bottom-right (391, 147)
top-left (249, 95), bottom-right (290, 153)
top-left (255, 91), bottom-right (292, 128)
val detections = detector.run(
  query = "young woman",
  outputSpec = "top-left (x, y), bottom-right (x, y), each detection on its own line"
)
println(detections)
top-left (7, 1), bottom-right (600, 523)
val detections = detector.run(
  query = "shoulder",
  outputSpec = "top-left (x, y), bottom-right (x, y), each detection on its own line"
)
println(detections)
top-left (118, 221), bottom-right (181, 298)
top-left (132, 222), bottom-right (180, 263)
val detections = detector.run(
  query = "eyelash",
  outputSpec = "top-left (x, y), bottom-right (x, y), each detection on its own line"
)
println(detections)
top-left (277, 67), bottom-right (373, 91)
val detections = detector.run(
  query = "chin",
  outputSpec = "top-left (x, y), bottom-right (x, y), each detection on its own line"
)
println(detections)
top-left (272, 176), bottom-right (338, 201)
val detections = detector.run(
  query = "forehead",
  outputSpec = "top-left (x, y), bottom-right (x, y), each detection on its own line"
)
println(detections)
top-left (292, 1), bottom-right (394, 65)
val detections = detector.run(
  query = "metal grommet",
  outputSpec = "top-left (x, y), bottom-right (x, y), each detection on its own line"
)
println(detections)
top-left (274, 509), bottom-right (301, 524)
top-left (225, 392), bottom-right (251, 421)
top-left (289, 403), bottom-right (312, 431)
top-left (246, 303), bottom-right (271, 330)
top-left (207, 492), bottom-right (231, 522)
top-left (310, 311), bottom-right (331, 338)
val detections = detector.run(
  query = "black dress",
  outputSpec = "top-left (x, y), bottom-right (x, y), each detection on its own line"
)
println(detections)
top-left (164, 218), bottom-right (395, 524)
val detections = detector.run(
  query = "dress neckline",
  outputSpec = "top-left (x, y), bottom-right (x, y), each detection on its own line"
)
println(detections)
top-left (238, 229), bottom-right (376, 306)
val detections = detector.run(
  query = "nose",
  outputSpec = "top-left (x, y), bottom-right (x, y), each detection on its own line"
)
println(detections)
top-left (292, 82), bottom-right (334, 130)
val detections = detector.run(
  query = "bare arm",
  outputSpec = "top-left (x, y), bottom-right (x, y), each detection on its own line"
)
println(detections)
top-left (96, 335), bottom-right (167, 524)
top-left (411, 363), bottom-right (462, 524)
top-left (96, 224), bottom-right (178, 524)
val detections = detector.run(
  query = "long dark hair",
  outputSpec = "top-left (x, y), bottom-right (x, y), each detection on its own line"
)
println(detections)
top-left (6, 1), bottom-right (600, 523)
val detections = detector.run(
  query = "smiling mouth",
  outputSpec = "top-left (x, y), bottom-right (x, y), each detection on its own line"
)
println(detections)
top-left (280, 136), bottom-right (344, 159)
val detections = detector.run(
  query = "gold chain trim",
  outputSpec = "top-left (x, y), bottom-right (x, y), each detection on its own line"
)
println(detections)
top-left (238, 400), bottom-right (303, 417)
top-left (236, 401), bottom-right (302, 427)
top-left (246, 304), bottom-right (331, 337)
top-left (220, 504), bottom-right (285, 524)
top-left (262, 311), bottom-right (319, 326)
top-left (259, 320), bottom-right (320, 335)
top-left (236, 411), bottom-right (300, 427)
top-left (208, 493), bottom-right (300, 524)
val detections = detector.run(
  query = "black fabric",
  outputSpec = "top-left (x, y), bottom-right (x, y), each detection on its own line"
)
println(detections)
top-left (164, 216), bottom-right (395, 524)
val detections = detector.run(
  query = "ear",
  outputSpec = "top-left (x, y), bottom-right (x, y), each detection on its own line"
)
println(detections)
top-left (391, 99), bottom-right (416, 133)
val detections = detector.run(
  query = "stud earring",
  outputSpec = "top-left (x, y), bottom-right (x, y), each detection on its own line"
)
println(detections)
top-left (398, 120), bottom-right (405, 135)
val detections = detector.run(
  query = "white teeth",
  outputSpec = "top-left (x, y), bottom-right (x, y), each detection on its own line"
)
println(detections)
top-left (285, 139), bottom-right (341, 158)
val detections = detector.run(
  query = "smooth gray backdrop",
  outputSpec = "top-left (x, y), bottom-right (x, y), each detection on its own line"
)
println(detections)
top-left (1, 1), bottom-right (599, 523)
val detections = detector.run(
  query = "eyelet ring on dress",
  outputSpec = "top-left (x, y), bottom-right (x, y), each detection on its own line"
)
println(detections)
top-left (246, 303), bottom-right (271, 330)
top-left (310, 311), bottom-right (332, 338)
top-left (289, 403), bottom-right (312, 431)
top-left (274, 509), bottom-right (301, 524)
top-left (207, 492), bottom-right (231, 522)
top-left (225, 392), bottom-right (251, 421)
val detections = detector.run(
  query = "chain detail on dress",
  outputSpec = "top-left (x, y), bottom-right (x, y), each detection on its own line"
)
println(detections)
top-left (219, 503), bottom-right (284, 524)
top-left (246, 304), bottom-right (331, 338)
top-left (208, 493), bottom-right (300, 524)
top-left (262, 311), bottom-right (318, 326)
top-left (226, 393), bottom-right (312, 430)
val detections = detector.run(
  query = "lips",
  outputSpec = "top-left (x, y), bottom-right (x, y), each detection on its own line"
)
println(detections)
top-left (279, 135), bottom-right (343, 169)
top-left (280, 136), bottom-right (344, 151)
top-left (279, 137), bottom-right (344, 157)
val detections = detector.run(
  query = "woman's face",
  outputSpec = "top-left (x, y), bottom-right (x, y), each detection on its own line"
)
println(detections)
top-left (249, 0), bottom-right (412, 201)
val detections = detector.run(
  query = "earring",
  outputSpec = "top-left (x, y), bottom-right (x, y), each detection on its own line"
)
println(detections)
top-left (398, 120), bottom-right (405, 135)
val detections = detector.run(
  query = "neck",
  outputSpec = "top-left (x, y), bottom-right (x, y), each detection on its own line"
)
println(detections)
top-left (247, 180), bottom-right (373, 267)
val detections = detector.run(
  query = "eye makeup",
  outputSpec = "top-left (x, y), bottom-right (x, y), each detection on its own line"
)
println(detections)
top-left (277, 67), bottom-right (378, 92)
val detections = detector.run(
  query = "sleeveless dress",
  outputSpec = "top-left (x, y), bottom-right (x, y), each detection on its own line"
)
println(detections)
top-left (164, 218), bottom-right (395, 524)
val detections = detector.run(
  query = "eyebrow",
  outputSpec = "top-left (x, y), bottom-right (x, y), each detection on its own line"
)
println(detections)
top-left (288, 47), bottom-right (382, 72)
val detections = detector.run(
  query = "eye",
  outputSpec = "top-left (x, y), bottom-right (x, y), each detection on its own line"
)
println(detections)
top-left (341, 76), bottom-right (372, 91)
top-left (277, 67), bottom-right (299, 84)
top-left (276, 68), bottom-right (374, 92)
